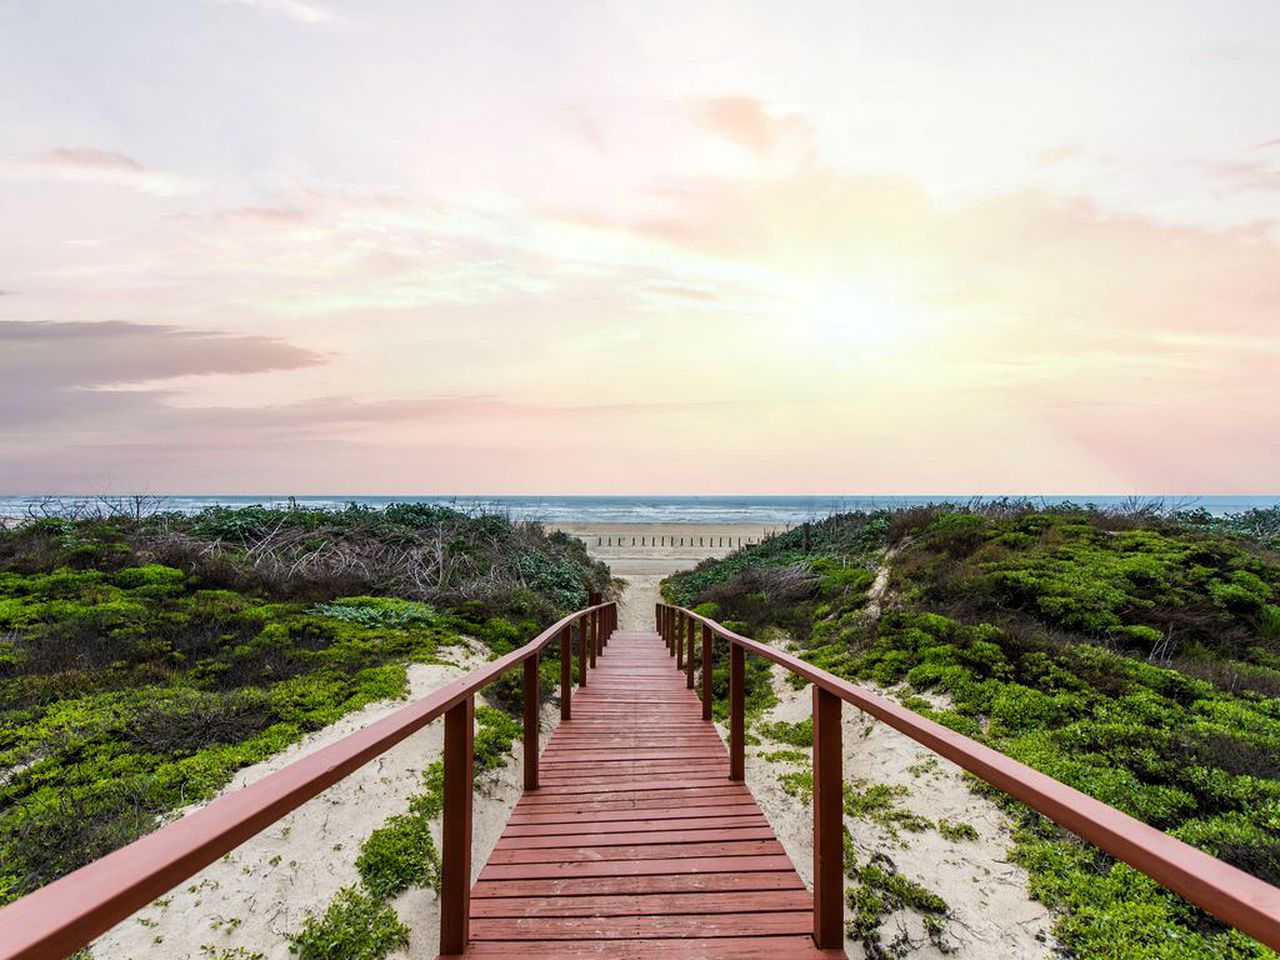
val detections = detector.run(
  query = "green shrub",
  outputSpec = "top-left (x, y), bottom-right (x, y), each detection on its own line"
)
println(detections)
top-left (937, 818), bottom-right (979, 842)
top-left (355, 814), bottom-right (439, 899)
top-left (288, 886), bottom-right (409, 960)
top-left (758, 717), bottom-right (811, 746)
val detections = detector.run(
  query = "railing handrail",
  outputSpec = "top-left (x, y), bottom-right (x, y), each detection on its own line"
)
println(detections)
top-left (657, 601), bottom-right (1280, 952)
top-left (0, 599), bottom-right (617, 960)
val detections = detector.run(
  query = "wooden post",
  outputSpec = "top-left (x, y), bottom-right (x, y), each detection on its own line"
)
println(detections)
top-left (523, 653), bottom-right (539, 791)
top-left (701, 622), bottom-right (713, 721)
top-left (578, 617), bottom-right (587, 688)
top-left (685, 616), bottom-right (695, 689)
top-left (588, 609), bottom-right (597, 668)
top-left (729, 642), bottom-right (745, 781)
top-left (812, 686), bottom-right (843, 948)
top-left (675, 612), bottom-right (684, 670)
top-left (439, 695), bottom-right (474, 955)
top-left (559, 626), bottom-right (571, 721)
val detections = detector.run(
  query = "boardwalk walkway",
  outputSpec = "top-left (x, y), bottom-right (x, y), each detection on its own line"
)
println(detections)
top-left (456, 628), bottom-right (847, 958)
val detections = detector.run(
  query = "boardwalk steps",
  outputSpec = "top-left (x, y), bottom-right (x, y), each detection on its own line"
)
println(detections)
top-left (451, 629), bottom-right (847, 958)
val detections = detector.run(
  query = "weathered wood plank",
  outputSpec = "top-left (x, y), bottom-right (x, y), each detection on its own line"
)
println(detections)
top-left (471, 889), bottom-right (813, 917)
top-left (456, 937), bottom-right (846, 958)
top-left (469, 910), bottom-right (814, 940)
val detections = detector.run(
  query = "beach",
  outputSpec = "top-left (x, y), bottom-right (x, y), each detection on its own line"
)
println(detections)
top-left (551, 522), bottom-right (782, 632)
top-left (551, 521), bottom-right (781, 569)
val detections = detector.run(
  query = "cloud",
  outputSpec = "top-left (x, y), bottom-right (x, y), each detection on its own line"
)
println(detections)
top-left (1035, 144), bottom-right (1084, 167)
top-left (698, 97), bottom-right (810, 155)
top-left (0, 148), bottom-right (201, 197)
top-left (1207, 158), bottom-right (1280, 193)
top-left (215, 0), bottom-right (335, 25)
top-left (642, 282), bottom-right (720, 302)
top-left (204, 188), bottom-right (409, 228)
top-left (0, 320), bottom-right (323, 424)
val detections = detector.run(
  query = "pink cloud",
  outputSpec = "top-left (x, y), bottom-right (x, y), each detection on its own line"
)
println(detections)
top-left (0, 148), bottom-right (200, 196)
top-left (698, 97), bottom-right (810, 155)
top-left (1207, 158), bottom-right (1280, 193)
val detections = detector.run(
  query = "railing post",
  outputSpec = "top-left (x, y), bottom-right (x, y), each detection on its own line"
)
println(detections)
top-left (685, 615), bottom-right (695, 689)
top-left (523, 652), bottom-right (540, 791)
top-left (588, 593), bottom-right (602, 653)
top-left (676, 612), bottom-right (684, 670)
top-left (588, 609), bottom-right (597, 668)
top-left (812, 686), bottom-right (843, 949)
top-left (439, 694), bottom-right (474, 956)
top-left (666, 607), bottom-right (673, 655)
top-left (729, 641), bottom-right (745, 781)
top-left (577, 617), bottom-right (587, 688)
top-left (560, 625), bottom-right (571, 721)
top-left (701, 622), bottom-right (713, 721)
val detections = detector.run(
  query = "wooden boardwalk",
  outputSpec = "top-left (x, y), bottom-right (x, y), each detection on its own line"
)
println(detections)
top-left (456, 629), bottom-right (847, 958)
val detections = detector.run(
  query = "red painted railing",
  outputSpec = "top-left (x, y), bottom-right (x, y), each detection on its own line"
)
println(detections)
top-left (656, 602), bottom-right (1280, 952)
top-left (0, 599), bottom-right (618, 960)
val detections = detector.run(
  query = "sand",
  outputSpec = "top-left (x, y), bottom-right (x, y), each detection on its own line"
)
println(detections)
top-left (551, 522), bottom-right (782, 580)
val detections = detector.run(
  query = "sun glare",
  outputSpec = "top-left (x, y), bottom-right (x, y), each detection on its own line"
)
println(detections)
top-left (792, 280), bottom-right (912, 350)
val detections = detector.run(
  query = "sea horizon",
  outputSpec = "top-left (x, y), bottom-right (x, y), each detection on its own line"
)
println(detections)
top-left (3, 493), bottom-right (1278, 524)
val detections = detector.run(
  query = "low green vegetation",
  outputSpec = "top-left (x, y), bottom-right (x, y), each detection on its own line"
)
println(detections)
top-left (936, 818), bottom-right (979, 842)
top-left (843, 781), bottom-right (933, 837)
top-left (761, 748), bottom-right (809, 764)
top-left (846, 852), bottom-right (951, 957)
top-left (664, 503), bottom-right (1280, 959)
top-left (759, 716), bottom-right (812, 746)
top-left (0, 504), bottom-right (609, 906)
top-left (288, 886), bottom-right (409, 960)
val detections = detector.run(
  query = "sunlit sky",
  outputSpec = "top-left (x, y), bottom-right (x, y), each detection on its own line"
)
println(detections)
top-left (3, 1), bottom-right (1279, 494)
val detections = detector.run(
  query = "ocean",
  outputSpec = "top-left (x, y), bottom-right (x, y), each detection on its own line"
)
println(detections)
top-left (1, 494), bottom-right (1277, 524)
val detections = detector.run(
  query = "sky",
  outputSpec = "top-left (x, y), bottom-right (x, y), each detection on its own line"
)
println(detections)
top-left (1, 0), bottom-right (1278, 495)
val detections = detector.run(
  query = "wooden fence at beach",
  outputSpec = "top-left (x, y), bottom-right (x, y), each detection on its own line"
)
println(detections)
top-left (594, 535), bottom-right (759, 547)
